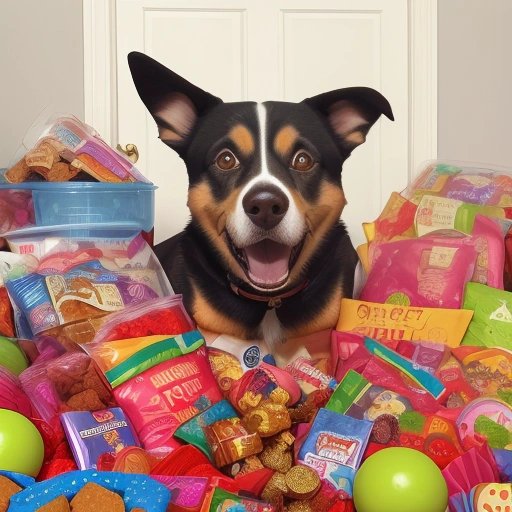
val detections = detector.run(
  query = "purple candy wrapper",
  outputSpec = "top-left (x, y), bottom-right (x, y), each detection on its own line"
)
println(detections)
top-left (61, 407), bottom-right (139, 470)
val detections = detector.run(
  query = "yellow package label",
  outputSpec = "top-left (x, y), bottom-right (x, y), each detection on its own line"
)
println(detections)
top-left (336, 298), bottom-right (473, 348)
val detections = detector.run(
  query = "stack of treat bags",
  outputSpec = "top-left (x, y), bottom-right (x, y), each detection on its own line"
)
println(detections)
top-left (0, 118), bottom-right (510, 512)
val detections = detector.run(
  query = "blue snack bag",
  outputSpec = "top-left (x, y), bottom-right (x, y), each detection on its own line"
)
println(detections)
top-left (298, 408), bottom-right (373, 498)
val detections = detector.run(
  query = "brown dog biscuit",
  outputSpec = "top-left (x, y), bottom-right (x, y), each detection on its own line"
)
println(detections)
top-left (47, 162), bottom-right (81, 182)
top-left (70, 482), bottom-right (125, 512)
top-left (4, 158), bottom-right (30, 183)
top-left (0, 475), bottom-right (22, 512)
top-left (65, 388), bottom-right (106, 411)
top-left (36, 495), bottom-right (71, 512)
top-left (25, 140), bottom-right (58, 170)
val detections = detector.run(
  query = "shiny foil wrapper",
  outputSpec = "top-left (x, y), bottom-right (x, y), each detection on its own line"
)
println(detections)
top-left (203, 417), bottom-right (263, 467)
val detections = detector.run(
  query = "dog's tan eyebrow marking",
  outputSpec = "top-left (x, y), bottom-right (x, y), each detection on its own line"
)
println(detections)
top-left (228, 124), bottom-right (254, 156)
top-left (274, 125), bottom-right (299, 157)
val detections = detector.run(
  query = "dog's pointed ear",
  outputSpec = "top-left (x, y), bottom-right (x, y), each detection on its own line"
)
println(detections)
top-left (303, 87), bottom-right (394, 153)
top-left (128, 52), bottom-right (222, 152)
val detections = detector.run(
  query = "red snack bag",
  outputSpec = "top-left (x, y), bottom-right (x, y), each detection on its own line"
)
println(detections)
top-left (114, 345), bottom-right (223, 456)
top-left (361, 357), bottom-right (441, 414)
top-left (330, 330), bottom-right (398, 381)
top-left (92, 295), bottom-right (194, 342)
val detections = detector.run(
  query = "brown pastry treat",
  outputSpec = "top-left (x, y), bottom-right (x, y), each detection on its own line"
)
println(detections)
top-left (65, 388), bottom-right (106, 411)
top-left (0, 475), bottom-right (22, 512)
top-left (284, 466), bottom-right (321, 500)
top-left (70, 482), bottom-right (125, 512)
top-left (36, 495), bottom-right (71, 512)
top-left (47, 162), bottom-right (81, 182)
top-left (25, 140), bottom-right (58, 170)
top-left (4, 158), bottom-right (30, 183)
top-left (370, 414), bottom-right (400, 445)
top-left (288, 389), bottom-right (330, 423)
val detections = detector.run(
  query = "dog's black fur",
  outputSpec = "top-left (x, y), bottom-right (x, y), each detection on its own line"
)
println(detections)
top-left (128, 52), bottom-right (393, 345)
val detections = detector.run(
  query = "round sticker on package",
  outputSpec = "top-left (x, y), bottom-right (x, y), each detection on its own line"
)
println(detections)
top-left (243, 345), bottom-right (261, 368)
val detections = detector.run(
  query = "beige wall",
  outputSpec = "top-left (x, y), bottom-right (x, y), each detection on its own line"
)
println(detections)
top-left (438, 0), bottom-right (512, 168)
top-left (0, 0), bottom-right (84, 168)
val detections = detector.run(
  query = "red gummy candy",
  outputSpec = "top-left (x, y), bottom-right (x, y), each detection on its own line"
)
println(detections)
top-left (96, 452), bottom-right (116, 472)
top-left (106, 308), bottom-right (192, 341)
top-left (38, 458), bottom-right (77, 481)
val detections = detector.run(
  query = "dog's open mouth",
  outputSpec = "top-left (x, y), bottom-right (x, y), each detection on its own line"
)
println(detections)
top-left (228, 236), bottom-right (304, 289)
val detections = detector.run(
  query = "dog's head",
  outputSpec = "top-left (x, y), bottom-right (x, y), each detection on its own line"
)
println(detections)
top-left (128, 52), bottom-right (393, 294)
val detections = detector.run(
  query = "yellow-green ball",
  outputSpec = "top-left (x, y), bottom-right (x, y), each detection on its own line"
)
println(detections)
top-left (353, 447), bottom-right (448, 512)
top-left (0, 409), bottom-right (44, 476)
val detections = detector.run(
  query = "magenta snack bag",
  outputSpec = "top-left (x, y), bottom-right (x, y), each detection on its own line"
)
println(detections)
top-left (114, 345), bottom-right (223, 456)
top-left (361, 234), bottom-right (477, 308)
top-left (470, 215), bottom-right (505, 289)
top-left (61, 407), bottom-right (139, 470)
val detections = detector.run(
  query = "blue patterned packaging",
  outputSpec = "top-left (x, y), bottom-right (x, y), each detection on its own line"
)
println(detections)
top-left (297, 408), bottom-right (373, 498)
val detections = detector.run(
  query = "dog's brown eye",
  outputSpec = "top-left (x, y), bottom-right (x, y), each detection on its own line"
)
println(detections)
top-left (215, 150), bottom-right (240, 171)
top-left (290, 150), bottom-right (314, 171)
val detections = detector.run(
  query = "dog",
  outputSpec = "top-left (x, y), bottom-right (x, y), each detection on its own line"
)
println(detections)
top-left (128, 52), bottom-right (393, 347)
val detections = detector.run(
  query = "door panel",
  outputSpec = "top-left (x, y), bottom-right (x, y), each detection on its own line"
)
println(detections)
top-left (117, 0), bottom-right (408, 247)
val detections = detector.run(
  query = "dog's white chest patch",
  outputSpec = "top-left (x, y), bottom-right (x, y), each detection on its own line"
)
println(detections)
top-left (260, 308), bottom-right (285, 347)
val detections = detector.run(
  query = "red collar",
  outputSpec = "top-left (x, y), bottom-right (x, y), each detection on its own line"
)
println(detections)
top-left (229, 279), bottom-right (308, 308)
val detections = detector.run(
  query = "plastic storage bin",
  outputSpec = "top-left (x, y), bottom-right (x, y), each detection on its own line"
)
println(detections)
top-left (0, 176), bottom-right (156, 233)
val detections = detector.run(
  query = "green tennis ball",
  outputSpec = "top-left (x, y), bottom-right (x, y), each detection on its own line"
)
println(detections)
top-left (0, 336), bottom-right (28, 375)
top-left (353, 447), bottom-right (448, 512)
top-left (0, 409), bottom-right (44, 476)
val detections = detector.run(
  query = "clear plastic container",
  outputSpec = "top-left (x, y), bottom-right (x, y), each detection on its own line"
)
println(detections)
top-left (0, 175), bottom-right (156, 233)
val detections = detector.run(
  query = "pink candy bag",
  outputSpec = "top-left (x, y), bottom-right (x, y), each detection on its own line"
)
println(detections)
top-left (361, 235), bottom-right (477, 308)
top-left (470, 215), bottom-right (505, 289)
top-left (0, 366), bottom-right (34, 417)
top-left (113, 345), bottom-right (223, 456)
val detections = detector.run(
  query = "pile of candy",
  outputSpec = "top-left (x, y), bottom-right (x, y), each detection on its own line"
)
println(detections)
top-left (0, 121), bottom-right (511, 512)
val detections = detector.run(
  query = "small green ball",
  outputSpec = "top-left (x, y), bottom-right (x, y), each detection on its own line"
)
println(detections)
top-left (353, 447), bottom-right (448, 512)
top-left (0, 336), bottom-right (28, 375)
top-left (0, 409), bottom-right (44, 477)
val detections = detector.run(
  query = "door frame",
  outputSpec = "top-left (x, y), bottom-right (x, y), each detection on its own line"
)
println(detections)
top-left (83, 0), bottom-right (437, 178)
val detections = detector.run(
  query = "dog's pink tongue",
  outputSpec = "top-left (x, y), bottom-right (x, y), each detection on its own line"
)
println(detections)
top-left (244, 239), bottom-right (291, 286)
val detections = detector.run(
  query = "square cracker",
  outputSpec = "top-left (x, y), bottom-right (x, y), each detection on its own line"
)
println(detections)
top-left (0, 475), bottom-right (22, 512)
top-left (36, 495), bottom-right (71, 512)
top-left (70, 482), bottom-right (125, 512)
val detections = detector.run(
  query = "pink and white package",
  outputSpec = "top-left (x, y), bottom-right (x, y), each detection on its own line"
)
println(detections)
top-left (113, 345), bottom-right (223, 456)
top-left (360, 235), bottom-right (477, 309)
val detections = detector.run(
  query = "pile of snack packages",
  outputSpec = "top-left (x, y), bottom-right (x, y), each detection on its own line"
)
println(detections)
top-left (0, 117), bottom-right (510, 512)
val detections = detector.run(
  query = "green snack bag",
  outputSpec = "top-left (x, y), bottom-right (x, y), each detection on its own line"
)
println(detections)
top-left (462, 282), bottom-right (512, 348)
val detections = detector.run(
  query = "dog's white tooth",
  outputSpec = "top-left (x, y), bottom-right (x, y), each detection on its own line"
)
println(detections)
top-left (260, 309), bottom-right (285, 348)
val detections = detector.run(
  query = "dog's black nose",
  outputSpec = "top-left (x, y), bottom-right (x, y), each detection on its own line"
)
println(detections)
top-left (242, 184), bottom-right (289, 230)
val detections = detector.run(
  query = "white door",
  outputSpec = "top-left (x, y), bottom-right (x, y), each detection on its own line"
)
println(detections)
top-left (114, 0), bottom-right (410, 247)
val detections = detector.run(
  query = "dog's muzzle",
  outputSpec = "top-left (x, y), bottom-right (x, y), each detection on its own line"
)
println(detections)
top-left (242, 183), bottom-right (289, 230)
top-left (226, 183), bottom-right (305, 290)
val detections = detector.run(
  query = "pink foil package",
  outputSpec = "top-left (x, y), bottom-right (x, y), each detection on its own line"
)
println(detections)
top-left (113, 345), bottom-right (223, 456)
top-left (361, 234), bottom-right (477, 309)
